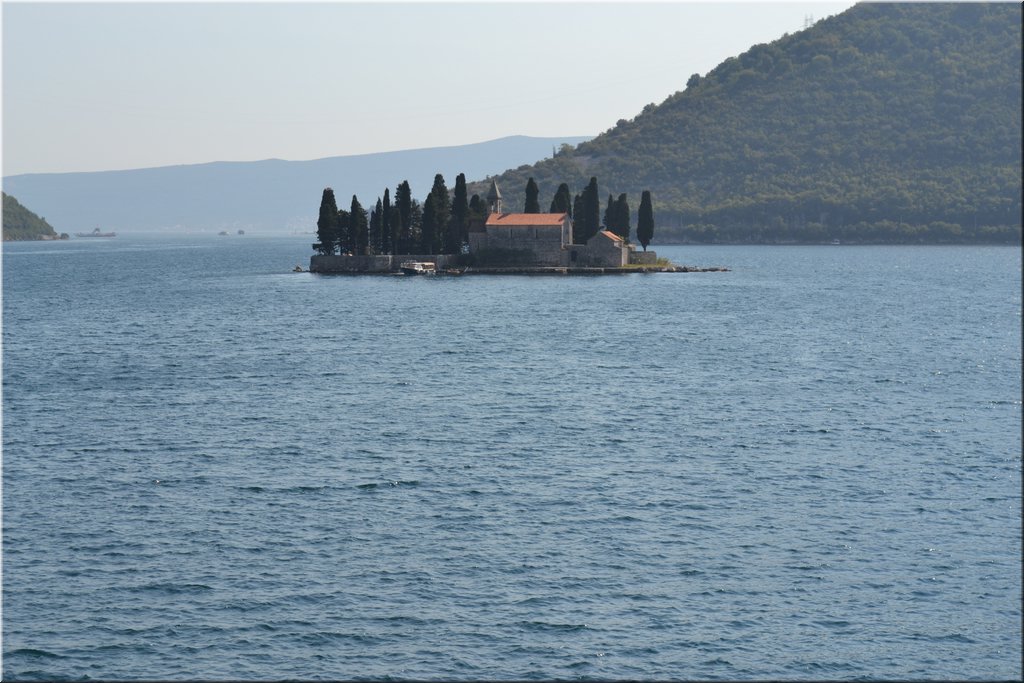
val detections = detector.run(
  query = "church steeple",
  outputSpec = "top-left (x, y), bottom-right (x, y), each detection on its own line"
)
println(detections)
top-left (486, 180), bottom-right (502, 214)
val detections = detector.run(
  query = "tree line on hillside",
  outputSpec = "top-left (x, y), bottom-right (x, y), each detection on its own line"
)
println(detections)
top-left (474, 3), bottom-right (1021, 244)
top-left (2, 192), bottom-right (66, 241)
top-left (313, 174), bottom-right (656, 255)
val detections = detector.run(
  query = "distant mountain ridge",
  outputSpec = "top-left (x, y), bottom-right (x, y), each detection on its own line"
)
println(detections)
top-left (1, 136), bottom-right (590, 235)
top-left (473, 3), bottom-right (1022, 244)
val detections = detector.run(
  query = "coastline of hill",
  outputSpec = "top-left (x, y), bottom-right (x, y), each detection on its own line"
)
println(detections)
top-left (2, 192), bottom-right (67, 241)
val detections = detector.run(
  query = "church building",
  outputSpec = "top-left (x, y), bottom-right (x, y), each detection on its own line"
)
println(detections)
top-left (468, 180), bottom-right (634, 268)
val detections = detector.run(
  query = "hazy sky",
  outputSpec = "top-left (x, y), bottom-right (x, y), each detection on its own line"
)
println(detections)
top-left (2, 1), bottom-right (855, 176)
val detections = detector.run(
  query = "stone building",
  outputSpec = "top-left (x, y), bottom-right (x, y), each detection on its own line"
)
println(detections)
top-left (470, 212), bottom-right (573, 266)
top-left (466, 180), bottom-right (652, 268)
top-left (310, 179), bottom-right (657, 273)
top-left (570, 229), bottom-right (629, 267)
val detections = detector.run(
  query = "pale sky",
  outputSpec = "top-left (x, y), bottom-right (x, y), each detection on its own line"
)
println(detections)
top-left (1, 1), bottom-right (856, 176)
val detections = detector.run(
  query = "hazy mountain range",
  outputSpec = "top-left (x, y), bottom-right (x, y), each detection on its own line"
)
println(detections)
top-left (1, 136), bottom-right (590, 235)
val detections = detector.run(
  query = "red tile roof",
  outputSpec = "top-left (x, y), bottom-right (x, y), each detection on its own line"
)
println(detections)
top-left (486, 212), bottom-right (568, 227)
top-left (599, 229), bottom-right (623, 242)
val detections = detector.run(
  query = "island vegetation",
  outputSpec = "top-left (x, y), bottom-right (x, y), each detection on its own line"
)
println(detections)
top-left (2, 192), bottom-right (67, 241)
top-left (313, 174), bottom-right (655, 256)
top-left (314, 173), bottom-right (481, 256)
top-left (469, 3), bottom-right (1021, 244)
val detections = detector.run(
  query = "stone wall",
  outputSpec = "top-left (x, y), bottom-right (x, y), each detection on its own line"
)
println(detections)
top-left (473, 226), bottom-right (565, 266)
top-left (568, 237), bottom-right (628, 267)
top-left (310, 254), bottom-right (459, 273)
top-left (629, 250), bottom-right (658, 265)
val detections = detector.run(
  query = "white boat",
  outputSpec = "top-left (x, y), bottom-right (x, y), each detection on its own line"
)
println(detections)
top-left (400, 261), bottom-right (436, 275)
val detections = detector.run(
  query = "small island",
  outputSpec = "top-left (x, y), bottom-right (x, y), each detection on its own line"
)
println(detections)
top-left (309, 176), bottom-right (721, 275)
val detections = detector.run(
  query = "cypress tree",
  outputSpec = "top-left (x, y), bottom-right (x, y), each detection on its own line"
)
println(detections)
top-left (351, 195), bottom-right (368, 255)
top-left (524, 177), bottom-right (540, 213)
top-left (370, 198), bottom-right (383, 254)
top-left (572, 193), bottom-right (585, 244)
top-left (421, 193), bottom-right (437, 254)
top-left (637, 190), bottom-right (655, 251)
top-left (614, 193), bottom-right (631, 241)
top-left (469, 194), bottom-right (489, 224)
top-left (381, 188), bottom-right (392, 254)
top-left (427, 174), bottom-right (450, 254)
top-left (409, 200), bottom-right (423, 252)
top-left (603, 193), bottom-right (615, 232)
top-left (549, 183), bottom-right (572, 217)
top-left (582, 177), bottom-right (601, 242)
top-left (451, 173), bottom-right (469, 253)
top-left (337, 208), bottom-right (351, 254)
top-left (396, 180), bottom-right (412, 252)
top-left (388, 205), bottom-right (403, 254)
top-left (315, 187), bottom-right (339, 255)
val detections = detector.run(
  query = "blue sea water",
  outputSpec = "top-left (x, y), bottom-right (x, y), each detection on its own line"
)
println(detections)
top-left (2, 236), bottom-right (1021, 681)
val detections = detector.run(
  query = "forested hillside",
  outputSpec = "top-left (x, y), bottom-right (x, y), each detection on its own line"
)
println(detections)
top-left (2, 192), bottom-right (62, 241)
top-left (475, 3), bottom-right (1021, 244)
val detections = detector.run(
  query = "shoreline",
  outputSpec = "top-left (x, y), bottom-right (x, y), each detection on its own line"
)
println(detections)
top-left (305, 265), bottom-right (729, 275)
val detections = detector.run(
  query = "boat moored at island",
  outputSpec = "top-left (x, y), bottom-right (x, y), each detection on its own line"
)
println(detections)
top-left (75, 227), bottom-right (116, 238)
top-left (400, 261), bottom-right (436, 276)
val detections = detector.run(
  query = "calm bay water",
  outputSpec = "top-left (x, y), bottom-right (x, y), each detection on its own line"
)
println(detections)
top-left (2, 236), bottom-right (1021, 680)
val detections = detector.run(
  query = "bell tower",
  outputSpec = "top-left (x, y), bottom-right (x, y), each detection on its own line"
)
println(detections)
top-left (486, 180), bottom-right (502, 214)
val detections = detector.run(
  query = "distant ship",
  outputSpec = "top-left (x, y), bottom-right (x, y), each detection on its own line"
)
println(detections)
top-left (75, 227), bottom-right (116, 238)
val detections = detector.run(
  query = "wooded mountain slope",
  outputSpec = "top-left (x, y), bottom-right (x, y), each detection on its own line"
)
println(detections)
top-left (2, 192), bottom-right (60, 241)
top-left (475, 3), bottom-right (1021, 243)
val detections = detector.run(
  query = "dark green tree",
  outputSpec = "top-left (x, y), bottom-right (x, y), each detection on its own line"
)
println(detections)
top-left (381, 187), bottom-right (392, 254)
top-left (426, 174), bottom-right (450, 253)
top-left (396, 180), bottom-right (413, 251)
top-left (469, 194), bottom-right (485, 217)
top-left (337, 208), bottom-right (351, 254)
top-left (315, 187), bottom-right (339, 255)
top-left (603, 194), bottom-right (615, 231)
top-left (637, 190), bottom-right (654, 251)
top-left (524, 177), bottom-right (541, 213)
top-left (549, 182), bottom-right (572, 217)
top-left (451, 172), bottom-right (469, 252)
top-left (421, 193), bottom-right (438, 254)
top-left (409, 200), bottom-right (423, 252)
top-left (613, 193), bottom-right (631, 241)
top-left (581, 177), bottom-right (601, 242)
top-left (389, 204), bottom-right (404, 253)
top-left (370, 198), bottom-right (383, 254)
top-left (572, 193), bottom-right (585, 243)
top-left (351, 195), bottom-right (369, 255)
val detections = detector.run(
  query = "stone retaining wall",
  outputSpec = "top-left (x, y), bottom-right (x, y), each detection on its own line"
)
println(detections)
top-left (310, 254), bottom-right (460, 273)
top-left (629, 250), bottom-right (659, 265)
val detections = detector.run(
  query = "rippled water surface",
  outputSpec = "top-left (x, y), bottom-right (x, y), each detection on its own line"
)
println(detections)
top-left (3, 237), bottom-right (1021, 680)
